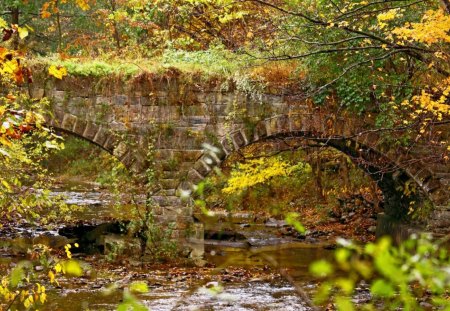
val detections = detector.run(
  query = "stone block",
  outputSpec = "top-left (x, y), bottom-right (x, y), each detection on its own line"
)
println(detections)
top-left (53, 90), bottom-right (66, 104)
top-left (422, 179), bottom-right (442, 193)
top-left (129, 97), bottom-right (140, 105)
top-left (61, 114), bottom-right (77, 131)
top-left (93, 127), bottom-right (109, 146)
top-left (120, 152), bottom-right (134, 168)
top-left (186, 169), bottom-right (204, 184)
top-left (113, 95), bottom-right (128, 105)
top-left (51, 109), bottom-right (65, 128)
top-left (113, 141), bottom-right (128, 159)
top-left (267, 117), bottom-right (278, 136)
top-left (186, 116), bottom-right (210, 125)
top-left (428, 210), bottom-right (450, 228)
top-left (160, 178), bottom-right (179, 190)
top-left (73, 119), bottom-right (87, 136)
top-left (193, 159), bottom-right (211, 177)
top-left (96, 96), bottom-right (111, 105)
top-left (103, 135), bottom-right (118, 151)
top-left (253, 120), bottom-right (267, 140)
top-left (152, 196), bottom-right (182, 207)
top-left (140, 96), bottom-right (156, 106)
top-left (220, 137), bottom-right (234, 155)
top-left (83, 122), bottom-right (100, 140)
top-left (31, 88), bottom-right (44, 99)
top-left (276, 115), bottom-right (289, 134)
top-left (232, 130), bottom-right (247, 149)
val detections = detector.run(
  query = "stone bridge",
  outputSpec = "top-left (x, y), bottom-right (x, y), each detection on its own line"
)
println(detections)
top-left (30, 71), bottom-right (450, 241)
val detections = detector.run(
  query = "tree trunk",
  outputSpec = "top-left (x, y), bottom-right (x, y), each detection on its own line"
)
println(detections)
top-left (312, 152), bottom-right (325, 201)
top-left (441, 0), bottom-right (450, 14)
top-left (109, 0), bottom-right (122, 50)
top-left (10, 7), bottom-right (19, 50)
top-left (56, 0), bottom-right (62, 52)
top-left (339, 155), bottom-right (350, 190)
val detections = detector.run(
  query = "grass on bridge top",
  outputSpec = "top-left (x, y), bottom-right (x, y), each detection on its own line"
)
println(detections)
top-left (30, 48), bottom-right (305, 88)
top-left (32, 48), bottom-right (245, 78)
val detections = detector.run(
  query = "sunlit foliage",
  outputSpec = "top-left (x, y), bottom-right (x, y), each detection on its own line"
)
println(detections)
top-left (222, 156), bottom-right (311, 195)
top-left (311, 235), bottom-right (450, 310)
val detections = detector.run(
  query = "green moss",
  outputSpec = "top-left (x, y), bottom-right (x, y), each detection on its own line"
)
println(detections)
top-left (31, 46), bottom-right (248, 80)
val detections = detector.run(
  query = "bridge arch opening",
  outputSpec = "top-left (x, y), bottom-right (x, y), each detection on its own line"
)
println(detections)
top-left (201, 139), bottom-right (388, 242)
top-left (43, 131), bottom-right (130, 189)
top-left (183, 124), bottom-right (433, 241)
top-left (45, 110), bottom-right (148, 175)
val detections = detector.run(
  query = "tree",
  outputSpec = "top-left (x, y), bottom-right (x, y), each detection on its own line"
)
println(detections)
top-left (0, 16), bottom-right (66, 226)
top-left (248, 0), bottom-right (450, 125)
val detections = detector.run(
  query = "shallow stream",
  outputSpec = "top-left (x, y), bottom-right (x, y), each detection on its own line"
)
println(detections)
top-left (1, 185), bottom-right (340, 310)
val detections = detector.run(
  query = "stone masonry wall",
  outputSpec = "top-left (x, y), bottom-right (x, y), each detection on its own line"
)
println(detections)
top-left (29, 72), bottom-right (450, 240)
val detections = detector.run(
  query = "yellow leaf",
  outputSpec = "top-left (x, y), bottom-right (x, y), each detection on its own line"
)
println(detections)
top-left (0, 17), bottom-right (8, 29)
top-left (48, 65), bottom-right (67, 79)
top-left (63, 260), bottom-right (83, 277)
top-left (76, 0), bottom-right (90, 10)
top-left (48, 271), bottom-right (55, 283)
top-left (40, 292), bottom-right (46, 304)
top-left (17, 26), bottom-right (28, 39)
top-left (1, 180), bottom-right (11, 191)
top-left (54, 263), bottom-right (62, 273)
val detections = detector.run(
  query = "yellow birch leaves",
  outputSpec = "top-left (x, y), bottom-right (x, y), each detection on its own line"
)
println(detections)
top-left (392, 9), bottom-right (450, 45)
top-left (222, 157), bottom-right (311, 195)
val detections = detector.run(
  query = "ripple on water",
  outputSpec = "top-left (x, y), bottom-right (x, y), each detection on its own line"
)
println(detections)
top-left (142, 282), bottom-right (311, 311)
top-left (50, 191), bottom-right (110, 206)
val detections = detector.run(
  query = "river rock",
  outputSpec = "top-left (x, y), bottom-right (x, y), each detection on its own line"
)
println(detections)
top-left (368, 226), bottom-right (377, 233)
top-left (265, 218), bottom-right (287, 228)
top-left (419, 302), bottom-right (434, 310)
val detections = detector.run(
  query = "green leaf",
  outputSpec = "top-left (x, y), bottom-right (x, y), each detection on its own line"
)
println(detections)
top-left (336, 278), bottom-right (354, 295)
top-left (335, 248), bottom-right (351, 265)
top-left (313, 282), bottom-right (332, 304)
top-left (310, 260), bottom-right (333, 278)
top-left (285, 212), bottom-right (305, 234)
top-left (370, 279), bottom-right (395, 298)
top-left (354, 260), bottom-right (373, 279)
top-left (119, 290), bottom-right (148, 311)
top-left (10, 265), bottom-right (24, 287)
top-left (336, 296), bottom-right (355, 311)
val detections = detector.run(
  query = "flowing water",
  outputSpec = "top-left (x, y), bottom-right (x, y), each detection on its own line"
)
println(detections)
top-left (1, 185), bottom-right (339, 310)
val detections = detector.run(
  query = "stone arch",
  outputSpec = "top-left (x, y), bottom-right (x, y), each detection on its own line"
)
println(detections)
top-left (181, 113), bottom-right (450, 236)
top-left (44, 111), bottom-right (147, 174)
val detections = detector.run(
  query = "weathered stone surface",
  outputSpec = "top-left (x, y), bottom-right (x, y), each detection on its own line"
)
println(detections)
top-left (83, 122), bottom-right (100, 140)
top-left (53, 90), bottom-right (66, 104)
top-left (93, 127), bottom-right (109, 146)
top-left (32, 75), bottom-right (449, 240)
top-left (61, 114), bottom-right (77, 131)
top-left (73, 119), bottom-right (87, 136)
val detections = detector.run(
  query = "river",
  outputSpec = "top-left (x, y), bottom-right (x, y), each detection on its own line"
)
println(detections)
top-left (1, 185), bottom-right (343, 310)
